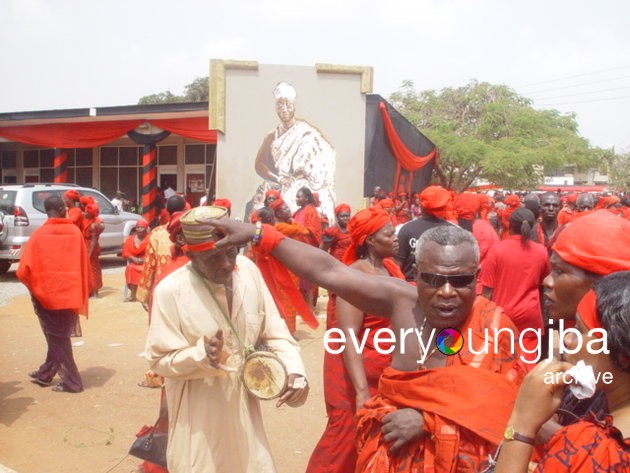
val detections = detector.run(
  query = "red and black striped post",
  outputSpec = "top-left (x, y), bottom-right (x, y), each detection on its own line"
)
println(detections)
top-left (141, 143), bottom-right (158, 226)
top-left (53, 148), bottom-right (68, 183)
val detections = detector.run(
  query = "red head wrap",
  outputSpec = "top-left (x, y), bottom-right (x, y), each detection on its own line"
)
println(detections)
top-left (419, 185), bottom-right (451, 218)
top-left (378, 198), bottom-right (394, 210)
top-left (167, 211), bottom-right (185, 243)
top-left (212, 198), bottom-right (232, 210)
top-left (64, 190), bottom-right (80, 201)
top-left (504, 194), bottom-right (521, 208)
top-left (335, 203), bottom-right (351, 215)
top-left (269, 198), bottom-right (285, 212)
top-left (265, 189), bottom-right (281, 200)
top-left (453, 193), bottom-right (481, 220)
top-left (567, 193), bottom-right (578, 204)
top-left (342, 207), bottom-right (391, 265)
top-left (135, 219), bottom-right (149, 229)
top-left (577, 289), bottom-right (601, 330)
top-left (553, 210), bottom-right (630, 276)
top-left (85, 203), bottom-right (99, 218)
top-left (79, 195), bottom-right (94, 207)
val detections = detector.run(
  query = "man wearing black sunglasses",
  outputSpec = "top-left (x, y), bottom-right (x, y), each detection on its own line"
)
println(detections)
top-left (201, 218), bottom-right (524, 473)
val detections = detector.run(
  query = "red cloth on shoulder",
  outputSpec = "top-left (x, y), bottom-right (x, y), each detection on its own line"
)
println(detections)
top-left (293, 204), bottom-right (322, 246)
top-left (17, 218), bottom-right (89, 315)
top-left (253, 224), bottom-right (318, 329)
top-left (355, 297), bottom-right (525, 473)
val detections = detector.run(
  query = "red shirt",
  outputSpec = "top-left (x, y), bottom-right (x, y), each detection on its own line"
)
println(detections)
top-left (479, 235), bottom-right (550, 333)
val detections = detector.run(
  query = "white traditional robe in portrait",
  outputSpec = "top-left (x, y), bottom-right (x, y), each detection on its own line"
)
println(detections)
top-left (145, 255), bottom-right (306, 473)
top-left (250, 119), bottom-right (336, 222)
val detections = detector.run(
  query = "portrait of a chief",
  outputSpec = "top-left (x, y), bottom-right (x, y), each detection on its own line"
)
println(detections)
top-left (247, 82), bottom-right (337, 222)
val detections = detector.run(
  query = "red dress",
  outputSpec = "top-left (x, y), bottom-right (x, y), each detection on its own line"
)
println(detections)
top-left (82, 218), bottom-right (104, 294)
top-left (122, 235), bottom-right (149, 285)
top-left (306, 260), bottom-right (405, 473)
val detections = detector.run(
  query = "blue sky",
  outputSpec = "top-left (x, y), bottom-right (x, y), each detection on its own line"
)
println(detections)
top-left (2, 0), bottom-right (629, 150)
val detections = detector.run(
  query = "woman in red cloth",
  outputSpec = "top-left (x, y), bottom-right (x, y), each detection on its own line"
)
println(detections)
top-left (495, 271), bottom-right (630, 472)
top-left (122, 220), bottom-right (150, 302)
top-left (320, 204), bottom-right (352, 330)
top-left (306, 207), bottom-right (406, 473)
top-left (82, 203), bottom-right (104, 297)
top-left (293, 186), bottom-right (322, 308)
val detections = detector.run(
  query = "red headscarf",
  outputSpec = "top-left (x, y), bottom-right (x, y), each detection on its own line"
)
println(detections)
top-left (504, 194), bottom-right (521, 208)
top-left (212, 198), bottom-right (232, 210)
top-left (553, 210), bottom-right (630, 275)
top-left (453, 193), bottom-right (481, 220)
top-left (567, 193), bottom-right (578, 204)
top-left (377, 198), bottom-right (394, 210)
top-left (335, 203), bottom-right (351, 215)
top-left (269, 198), bottom-right (285, 212)
top-left (342, 207), bottom-right (391, 265)
top-left (135, 219), bottom-right (149, 229)
top-left (265, 189), bottom-right (281, 200)
top-left (577, 289), bottom-right (601, 330)
top-left (85, 203), bottom-right (99, 218)
top-left (419, 185), bottom-right (451, 218)
top-left (79, 195), bottom-right (94, 207)
top-left (64, 189), bottom-right (80, 201)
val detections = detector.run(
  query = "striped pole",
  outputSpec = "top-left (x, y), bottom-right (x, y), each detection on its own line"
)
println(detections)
top-left (141, 143), bottom-right (158, 226)
top-left (53, 148), bottom-right (68, 183)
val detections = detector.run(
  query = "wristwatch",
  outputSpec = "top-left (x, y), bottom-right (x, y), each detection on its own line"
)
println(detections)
top-left (503, 425), bottom-right (535, 446)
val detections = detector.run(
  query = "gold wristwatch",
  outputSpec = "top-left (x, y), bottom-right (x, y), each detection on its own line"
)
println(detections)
top-left (504, 425), bottom-right (535, 446)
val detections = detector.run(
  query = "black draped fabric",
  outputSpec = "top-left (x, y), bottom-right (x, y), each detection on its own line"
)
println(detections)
top-left (364, 94), bottom-right (436, 196)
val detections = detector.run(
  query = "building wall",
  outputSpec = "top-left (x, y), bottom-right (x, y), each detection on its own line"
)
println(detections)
top-left (0, 137), bottom-right (216, 209)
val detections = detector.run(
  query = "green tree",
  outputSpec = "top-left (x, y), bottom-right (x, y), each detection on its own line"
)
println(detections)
top-left (603, 149), bottom-right (630, 190)
top-left (389, 80), bottom-right (599, 191)
top-left (138, 76), bottom-right (208, 104)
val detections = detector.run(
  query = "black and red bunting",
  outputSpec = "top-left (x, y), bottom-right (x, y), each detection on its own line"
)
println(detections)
top-left (364, 95), bottom-right (438, 197)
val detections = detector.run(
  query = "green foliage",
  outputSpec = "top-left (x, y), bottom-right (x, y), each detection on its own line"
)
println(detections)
top-left (138, 76), bottom-right (209, 104)
top-left (389, 80), bottom-right (599, 191)
top-left (603, 150), bottom-right (630, 190)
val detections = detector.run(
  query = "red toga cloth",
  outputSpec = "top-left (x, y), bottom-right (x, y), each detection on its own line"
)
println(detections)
top-left (355, 297), bottom-right (525, 473)
top-left (122, 235), bottom-right (149, 286)
top-left (306, 260), bottom-right (406, 473)
top-left (17, 218), bottom-right (89, 315)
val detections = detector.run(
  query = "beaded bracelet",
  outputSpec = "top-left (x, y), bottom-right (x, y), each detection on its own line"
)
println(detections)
top-left (252, 221), bottom-right (263, 246)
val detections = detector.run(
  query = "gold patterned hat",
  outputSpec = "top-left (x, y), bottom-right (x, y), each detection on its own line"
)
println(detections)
top-left (180, 206), bottom-right (228, 244)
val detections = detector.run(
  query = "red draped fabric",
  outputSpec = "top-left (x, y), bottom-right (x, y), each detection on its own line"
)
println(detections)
top-left (379, 102), bottom-right (438, 172)
top-left (306, 261), bottom-right (405, 473)
top-left (0, 117), bottom-right (217, 148)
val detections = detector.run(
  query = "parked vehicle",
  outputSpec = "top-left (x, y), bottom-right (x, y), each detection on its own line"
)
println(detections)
top-left (0, 184), bottom-right (141, 275)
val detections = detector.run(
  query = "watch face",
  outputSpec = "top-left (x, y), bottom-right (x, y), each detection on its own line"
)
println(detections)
top-left (504, 425), bottom-right (515, 440)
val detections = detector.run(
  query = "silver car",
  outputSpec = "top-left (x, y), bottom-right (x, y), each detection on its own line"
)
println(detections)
top-left (0, 184), bottom-right (141, 274)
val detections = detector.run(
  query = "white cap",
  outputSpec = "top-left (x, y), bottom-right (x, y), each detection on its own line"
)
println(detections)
top-left (273, 82), bottom-right (296, 101)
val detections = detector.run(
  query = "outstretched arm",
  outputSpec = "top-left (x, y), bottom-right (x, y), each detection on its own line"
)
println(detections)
top-left (204, 218), bottom-right (405, 318)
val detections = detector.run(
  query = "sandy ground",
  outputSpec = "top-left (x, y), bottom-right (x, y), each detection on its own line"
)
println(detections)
top-left (0, 258), bottom-right (327, 473)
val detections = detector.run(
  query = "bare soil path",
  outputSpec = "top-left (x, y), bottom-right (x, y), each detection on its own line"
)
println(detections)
top-left (0, 258), bottom-right (327, 473)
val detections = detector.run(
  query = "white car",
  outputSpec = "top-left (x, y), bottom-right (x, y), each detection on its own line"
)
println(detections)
top-left (0, 183), bottom-right (141, 274)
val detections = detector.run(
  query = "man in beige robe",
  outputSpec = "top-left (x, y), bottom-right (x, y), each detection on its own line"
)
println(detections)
top-left (145, 206), bottom-right (308, 473)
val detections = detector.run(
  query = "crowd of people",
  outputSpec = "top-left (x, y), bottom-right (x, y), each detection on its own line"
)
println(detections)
top-left (16, 182), bottom-right (630, 472)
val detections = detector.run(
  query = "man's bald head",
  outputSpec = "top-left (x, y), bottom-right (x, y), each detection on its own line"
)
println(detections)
top-left (166, 195), bottom-right (186, 214)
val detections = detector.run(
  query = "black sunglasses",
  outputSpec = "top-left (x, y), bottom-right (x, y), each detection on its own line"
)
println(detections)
top-left (418, 271), bottom-right (477, 289)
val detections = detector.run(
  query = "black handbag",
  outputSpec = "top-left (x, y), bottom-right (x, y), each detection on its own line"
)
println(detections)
top-left (129, 392), bottom-right (168, 468)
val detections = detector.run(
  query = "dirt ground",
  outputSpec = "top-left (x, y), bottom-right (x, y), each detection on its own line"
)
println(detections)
top-left (0, 258), bottom-right (327, 473)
